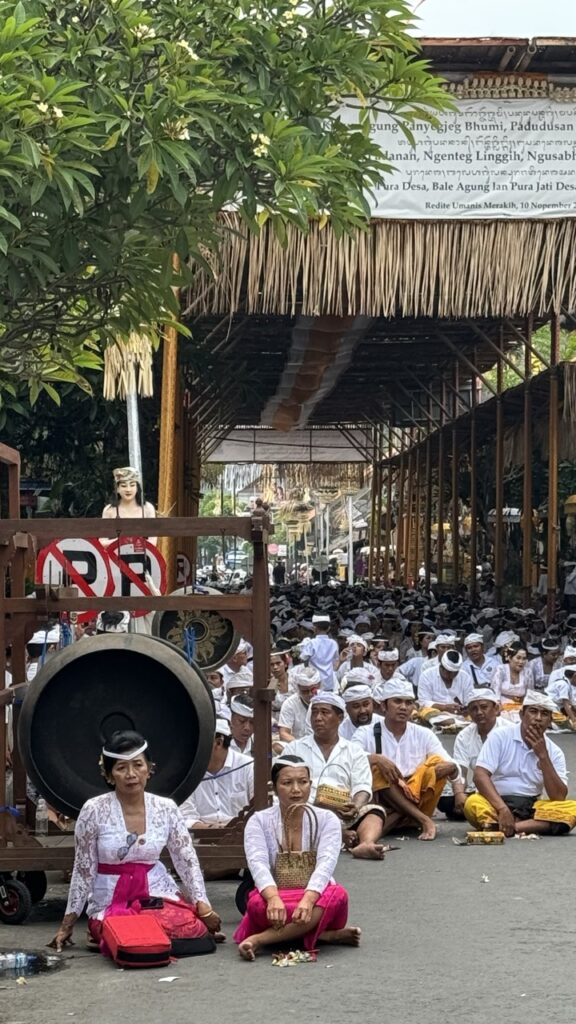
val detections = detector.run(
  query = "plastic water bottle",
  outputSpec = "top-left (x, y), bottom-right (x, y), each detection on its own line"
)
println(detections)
top-left (36, 798), bottom-right (49, 835)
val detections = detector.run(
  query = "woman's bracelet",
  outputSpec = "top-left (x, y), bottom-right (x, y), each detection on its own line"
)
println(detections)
top-left (198, 909), bottom-right (215, 919)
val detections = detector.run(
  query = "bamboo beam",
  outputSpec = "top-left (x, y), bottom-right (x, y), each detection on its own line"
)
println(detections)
top-left (424, 395), bottom-right (433, 592)
top-left (0, 517), bottom-right (256, 543)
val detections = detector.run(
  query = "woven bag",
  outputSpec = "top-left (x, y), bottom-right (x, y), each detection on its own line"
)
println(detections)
top-left (274, 804), bottom-right (319, 889)
top-left (314, 762), bottom-right (351, 812)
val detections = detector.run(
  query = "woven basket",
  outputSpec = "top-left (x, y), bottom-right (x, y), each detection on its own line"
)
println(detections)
top-left (315, 783), bottom-right (351, 810)
top-left (274, 805), bottom-right (319, 889)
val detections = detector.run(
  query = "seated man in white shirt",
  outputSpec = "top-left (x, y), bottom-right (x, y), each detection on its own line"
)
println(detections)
top-left (221, 640), bottom-right (253, 688)
top-left (283, 693), bottom-right (387, 860)
top-left (418, 650), bottom-right (475, 726)
top-left (462, 633), bottom-right (498, 689)
top-left (438, 689), bottom-right (512, 820)
top-left (180, 719), bottom-right (253, 827)
top-left (547, 666), bottom-right (576, 728)
top-left (339, 678), bottom-right (384, 741)
top-left (230, 695), bottom-right (255, 755)
top-left (465, 690), bottom-right (576, 836)
top-left (377, 648), bottom-right (400, 682)
top-left (278, 667), bottom-right (321, 743)
top-left (547, 647), bottom-right (576, 726)
top-left (353, 677), bottom-right (459, 841)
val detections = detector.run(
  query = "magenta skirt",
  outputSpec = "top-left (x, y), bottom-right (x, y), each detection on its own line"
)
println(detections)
top-left (233, 884), bottom-right (348, 951)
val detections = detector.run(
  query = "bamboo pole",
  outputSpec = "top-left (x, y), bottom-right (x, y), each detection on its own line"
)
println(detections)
top-left (469, 370), bottom-right (478, 604)
top-left (368, 426), bottom-right (378, 584)
top-left (522, 315), bottom-right (534, 607)
top-left (451, 362), bottom-right (460, 587)
top-left (424, 427), bottom-right (432, 592)
top-left (374, 426), bottom-right (384, 585)
top-left (494, 339), bottom-right (505, 606)
top-left (547, 314), bottom-right (560, 622)
top-left (414, 440), bottom-right (421, 587)
top-left (397, 449), bottom-right (406, 585)
top-left (383, 434), bottom-right (393, 584)
top-left (157, 255), bottom-right (181, 592)
top-left (437, 385), bottom-right (446, 586)
top-left (405, 444), bottom-right (414, 585)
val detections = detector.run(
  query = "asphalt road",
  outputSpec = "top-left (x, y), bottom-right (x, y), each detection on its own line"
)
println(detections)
top-left (3, 734), bottom-right (576, 1024)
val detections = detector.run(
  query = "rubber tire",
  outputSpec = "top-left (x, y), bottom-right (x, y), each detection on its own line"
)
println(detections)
top-left (234, 874), bottom-right (254, 916)
top-left (16, 871), bottom-right (48, 904)
top-left (0, 879), bottom-right (33, 924)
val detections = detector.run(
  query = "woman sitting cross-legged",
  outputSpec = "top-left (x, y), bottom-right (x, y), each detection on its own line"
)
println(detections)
top-left (233, 754), bottom-right (360, 961)
top-left (49, 730), bottom-right (222, 956)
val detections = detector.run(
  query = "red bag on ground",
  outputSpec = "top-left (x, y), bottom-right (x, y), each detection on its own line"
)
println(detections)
top-left (102, 915), bottom-right (172, 968)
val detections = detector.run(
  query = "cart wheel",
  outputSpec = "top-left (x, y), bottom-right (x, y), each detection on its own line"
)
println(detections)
top-left (234, 874), bottom-right (254, 916)
top-left (0, 879), bottom-right (33, 924)
top-left (17, 871), bottom-right (48, 904)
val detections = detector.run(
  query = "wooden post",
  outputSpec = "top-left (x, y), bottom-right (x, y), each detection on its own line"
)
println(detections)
top-left (494, 338), bottom-right (505, 606)
top-left (470, 371), bottom-right (478, 603)
top-left (405, 443), bottom-right (414, 585)
top-left (522, 315), bottom-right (534, 608)
top-left (451, 362), bottom-right (460, 587)
top-left (368, 427), bottom-right (378, 583)
top-left (547, 314), bottom-right (561, 622)
top-left (374, 426), bottom-right (383, 585)
top-left (157, 255), bottom-right (181, 593)
top-left (397, 448), bottom-right (406, 584)
top-left (424, 428), bottom-right (432, 591)
top-left (437, 384), bottom-right (446, 586)
top-left (414, 440), bottom-right (421, 587)
top-left (383, 434), bottom-right (393, 584)
top-left (251, 516), bottom-right (272, 809)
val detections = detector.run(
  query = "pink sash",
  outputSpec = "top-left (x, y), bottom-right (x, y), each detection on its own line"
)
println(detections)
top-left (98, 862), bottom-right (152, 918)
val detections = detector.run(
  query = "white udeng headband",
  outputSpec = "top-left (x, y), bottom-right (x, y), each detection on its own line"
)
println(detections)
top-left (102, 741), bottom-right (148, 760)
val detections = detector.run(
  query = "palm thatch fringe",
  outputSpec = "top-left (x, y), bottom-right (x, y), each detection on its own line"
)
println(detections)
top-left (103, 332), bottom-right (154, 400)
top-left (186, 216), bottom-right (576, 320)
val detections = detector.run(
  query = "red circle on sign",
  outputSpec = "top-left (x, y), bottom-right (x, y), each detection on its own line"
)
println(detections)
top-left (106, 540), bottom-right (167, 617)
top-left (36, 539), bottom-right (114, 623)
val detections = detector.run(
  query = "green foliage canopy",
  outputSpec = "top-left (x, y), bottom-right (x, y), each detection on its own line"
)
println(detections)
top-left (0, 0), bottom-right (449, 404)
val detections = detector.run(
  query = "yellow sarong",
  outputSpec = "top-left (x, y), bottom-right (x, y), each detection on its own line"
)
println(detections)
top-left (464, 793), bottom-right (576, 831)
top-left (372, 754), bottom-right (448, 818)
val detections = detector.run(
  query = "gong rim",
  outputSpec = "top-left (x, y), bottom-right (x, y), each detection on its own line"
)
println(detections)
top-left (18, 633), bottom-right (216, 818)
top-left (151, 587), bottom-right (240, 671)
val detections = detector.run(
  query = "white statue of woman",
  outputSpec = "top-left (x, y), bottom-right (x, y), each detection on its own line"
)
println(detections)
top-left (102, 467), bottom-right (156, 546)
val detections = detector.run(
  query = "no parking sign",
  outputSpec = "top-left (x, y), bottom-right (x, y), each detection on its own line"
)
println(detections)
top-left (107, 540), bottom-right (167, 616)
top-left (36, 539), bottom-right (114, 622)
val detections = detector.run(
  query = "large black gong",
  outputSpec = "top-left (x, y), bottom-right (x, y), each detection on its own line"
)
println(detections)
top-left (18, 634), bottom-right (215, 819)
top-left (152, 587), bottom-right (240, 672)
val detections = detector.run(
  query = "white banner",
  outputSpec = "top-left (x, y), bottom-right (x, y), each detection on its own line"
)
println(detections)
top-left (351, 99), bottom-right (576, 219)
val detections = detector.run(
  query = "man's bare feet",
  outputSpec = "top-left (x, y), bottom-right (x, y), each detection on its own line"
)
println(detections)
top-left (319, 926), bottom-right (362, 946)
top-left (418, 818), bottom-right (437, 841)
top-left (238, 938), bottom-right (258, 961)
top-left (351, 841), bottom-right (386, 860)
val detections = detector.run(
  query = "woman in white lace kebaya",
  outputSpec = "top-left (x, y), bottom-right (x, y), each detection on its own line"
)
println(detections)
top-left (49, 731), bottom-right (221, 955)
top-left (233, 755), bottom-right (360, 961)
